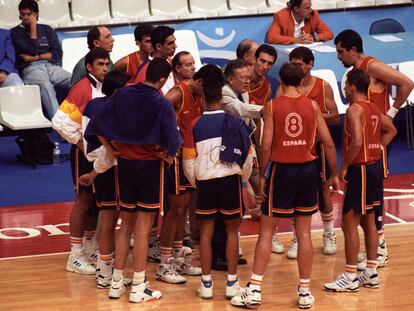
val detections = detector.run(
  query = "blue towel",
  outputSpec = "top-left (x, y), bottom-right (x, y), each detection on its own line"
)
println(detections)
top-left (219, 113), bottom-right (252, 168)
top-left (85, 83), bottom-right (182, 156)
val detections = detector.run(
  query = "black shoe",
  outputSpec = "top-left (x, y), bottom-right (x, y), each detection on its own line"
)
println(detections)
top-left (212, 258), bottom-right (228, 271)
top-left (238, 257), bottom-right (247, 265)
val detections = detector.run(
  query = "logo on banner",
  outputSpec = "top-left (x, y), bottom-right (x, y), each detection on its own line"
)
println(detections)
top-left (196, 27), bottom-right (236, 48)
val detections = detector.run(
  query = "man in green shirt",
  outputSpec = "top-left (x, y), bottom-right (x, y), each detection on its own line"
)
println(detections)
top-left (70, 26), bottom-right (114, 87)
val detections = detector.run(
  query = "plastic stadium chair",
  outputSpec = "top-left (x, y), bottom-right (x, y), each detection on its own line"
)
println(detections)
top-left (376, 0), bottom-right (412, 6)
top-left (337, 0), bottom-right (376, 9)
top-left (369, 18), bottom-right (405, 35)
top-left (189, 0), bottom-right (233, 17)
top-left (312, 0), bottom-right (338, 10)
top-left (228, 0), bottom-right (269, 15)
top-left (71, 0), bottom-right (112, 26)
top-left (150, 0), bottom-right (192, 21)
top-left (398, 61), bottom-right (414, 149)
top-left (267, 0), bottom-right (288, 12)
top-left (37, 0), bottom-right (72, 29)
top-left (0, 0), bottom-right (20, 28)
top-left (0, 85), bottom-right (52, 130)
top-left (111, 0), bottom-right (154, 23)
top-left (311, 69), bottom-right (347, 114)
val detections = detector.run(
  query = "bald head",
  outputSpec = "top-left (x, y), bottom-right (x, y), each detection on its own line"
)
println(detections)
top-left (236, 39), bottom-right (259, 66)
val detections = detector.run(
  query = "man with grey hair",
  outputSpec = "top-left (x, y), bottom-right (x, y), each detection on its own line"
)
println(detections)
top-left (236, 39), bottom-right (259, 68)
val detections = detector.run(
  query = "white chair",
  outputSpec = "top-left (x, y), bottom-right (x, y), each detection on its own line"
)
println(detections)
top-left (0, 85), bottom-right (52, 130)
top-left (312, 0), bottom-right (338, 10)
top-left (111, 0), bottom-right (154, 23)
top-left (150, 0), bottom-right (192, 21)
top-left (189, 0), bottom-right (232, 18)
top-left (312, 69), bottom-right (348, 114)
top-left (228, 0), bottom-right (269, 15)
top-left (0, 0), bottom-right (20, 29)
top-left (398, 61), bottom-right (414, 149)
top-left (70, 0), bottom-right (112, 26)
top-left (337, 0), bottom-right (376, 9)
top-left (376, 0), bottom-right (412, 6)
top-left (267, 0), bottom-right (287, 12)
top-left (37, 0), bottom-right (72, 29)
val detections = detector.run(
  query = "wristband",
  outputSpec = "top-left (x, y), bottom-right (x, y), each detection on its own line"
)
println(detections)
top-left (386, 106), bottom-right (398, 118)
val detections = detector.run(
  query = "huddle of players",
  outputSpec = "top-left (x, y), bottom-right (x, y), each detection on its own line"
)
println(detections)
top-left (52, 23), bottom-right (413, 309)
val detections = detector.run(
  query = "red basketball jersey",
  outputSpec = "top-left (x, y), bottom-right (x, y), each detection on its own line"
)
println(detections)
top-left (306, 76), bottom-right (327, 113)
top-left (249, 78), bottom-right (271, 106)
top-left (270, 95), bottom-right (317, 163)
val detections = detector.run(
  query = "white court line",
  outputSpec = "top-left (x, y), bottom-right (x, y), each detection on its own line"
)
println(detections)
top-left (0, 251), bottom-right (69, 261)
top-left (2, 222), bottom-right (414, 260)
top-left (385, 212), bottom-right (407, 223)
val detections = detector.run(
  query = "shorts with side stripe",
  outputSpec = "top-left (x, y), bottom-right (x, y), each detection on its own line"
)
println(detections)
top-left (196, 174), bottom-right (243, 220)
top-left (261, 161), bottom-right (319, 218)
top-left (70, 144), bottom-right (94, 194)
top-left (94, 166), bottom-right (118, 210)
top-left (343, 161), bottom-right (383, 215)
top-left (118, 158), bottom-right (165, 213)
top-left (167, 154), bottom-right (195, 195)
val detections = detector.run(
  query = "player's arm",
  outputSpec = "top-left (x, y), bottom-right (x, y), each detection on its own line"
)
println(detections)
top-left (313, 101), bottom-right (339, 190)
top-left (367, 60), bottom-right (414, 116)
top-left (339, 105), bottom-right (363, 182)
top-left (256, 100), bottom-right (273, 203)
top-left (164, 87), bottom-right (183, 113)
top-left (323, 81), bottom-right (340, 125)
top-left (113, 56), bottom-right (127, 72)
top-left (380, 113), bottom-right (397, 147)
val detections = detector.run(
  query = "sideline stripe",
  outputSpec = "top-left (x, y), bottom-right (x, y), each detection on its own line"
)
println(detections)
top-left (385, 212), bottom-right (407, 223)
top-left (0, 251), bottom-right (69, 261)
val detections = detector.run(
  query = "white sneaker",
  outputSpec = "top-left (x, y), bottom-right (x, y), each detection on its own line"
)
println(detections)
top-left (298, 287), bottom-right (315, 309)
top-left (272, 233), bottom-right (285, 254)
top-left (358, 251), bottom-right (366, 263)
top-left (357, 260), bottom-right (366, 271)
top-left (84, 243), bottom-right (99, 264)
top-left (377, 239), bottom-right (389, 267)
top-left (358, 271), bottom-right (380, 288)
top-left (148, 240), bottom-right (161, 263)
top-left (156, 260), bottom-right (187, 284)
top-left (225, 279), bottom-right (242, 299)
top-left (96, 274), bottom-right (112, 289)
top-left (66, 253), bottom-right (96, 275)
top-left (287, 237), bottom-right (298, 259)
top-left (172, 246), bottom-right (192, 258)
top-left (324, 274), bottom-right (360, 292)
top-left (197, 280), bottom-right (213, 299)
top-left (129, 282), bottom-right (162, 303)
top-left (230, 286), bottom-right (261, 307)
top-left (175, 256), bottom-right (202, 276)
top-left (109, 278), bottom-right (126, 299)
top-left (323, 231), bottom-right (337, 255)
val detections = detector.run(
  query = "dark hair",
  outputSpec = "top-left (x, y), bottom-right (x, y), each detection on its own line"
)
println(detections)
top-left (287, 0), bottom-right (303, 9)
top-left (146, 58), bottom-right (172, 83)
top-left (134, 23), bottom-right (154, 41)
top-left (87, 26), bottom-right (102, 50)
top-left (85, 48), bottom-right (110, 68)
top-left (255, 44), bottom-right (278, 63)
top-left (172, 51), bottom-right (191, 73)
top-left (18, 0), bottom-right (39, 13)
top-left (193, 65), bottom-right (225, 104)
top-left (224, 59), bottom-right (248, 80)
top-left (346, 68), bottom-right (370, 94)
top-left (102, 70), bottom-right (131, 96)
top-left (289, 46), bottom-right (314, 65)
top-left (334, 29), bottom-right (363, 53)
top-left (236, 39), bottom-right (256, 59)
top-left (279, 63), bottom-right (303, 87)
top-left (151, 26), bottom-right (175, 50)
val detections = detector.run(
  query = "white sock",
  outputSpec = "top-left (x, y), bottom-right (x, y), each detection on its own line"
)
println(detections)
top-left (201, 274), bottom-right (212, 283)
top-left (249, 273), bottom-right (263, 291)
top-left (133, 271), bottom-right (145, 285)
top-left (227, 274), bottom-right (238, 282)
top-left (113, 269), bottom-right (123, 282)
